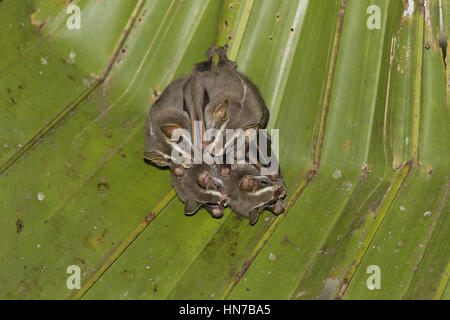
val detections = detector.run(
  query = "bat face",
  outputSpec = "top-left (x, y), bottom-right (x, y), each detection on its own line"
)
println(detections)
top-left (171, 164), bottom-right (228, 217)
top-left (224, 164), bottom-right (286, 224)
top-left (144, 76), bottom-right (194, 168)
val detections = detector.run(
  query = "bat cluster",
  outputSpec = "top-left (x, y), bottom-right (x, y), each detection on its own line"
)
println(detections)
top-left (144, 46), bottom-right (286, 224)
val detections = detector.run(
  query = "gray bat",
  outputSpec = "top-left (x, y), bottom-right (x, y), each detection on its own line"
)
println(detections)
top-left (144, 45), bottom-right (286, 225)
top-left (144, 76), bottom-right (195, 171)
top-left (224, 164), bottom-right (286, 225)
top-left (171, 164), bottom-right (229, 218)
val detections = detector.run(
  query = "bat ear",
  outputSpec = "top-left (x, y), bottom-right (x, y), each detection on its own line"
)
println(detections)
top-left (143, 151), bottom-right (166, 164)
top-left (184, 200), bottom-right (201, 215)
top-left (143, 151), bottom-right (158, 160)
top-left (197, 171), bottom-right (212, 189)
top-left (248, 208), bottom-right (260, 225)
top-left (160, 123), bottom-right (181, 141)
top-left (239, 175), bottom-right (257, 193)
top-left (214, 104), bottom-right (228, 122)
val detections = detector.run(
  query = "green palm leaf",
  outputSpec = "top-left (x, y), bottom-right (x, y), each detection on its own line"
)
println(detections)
top-left (0, 0), bottom-right (447, 300)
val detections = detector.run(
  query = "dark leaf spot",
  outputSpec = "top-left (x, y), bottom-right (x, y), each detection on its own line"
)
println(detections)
top-left (16, 218), bottom-right (24, 233)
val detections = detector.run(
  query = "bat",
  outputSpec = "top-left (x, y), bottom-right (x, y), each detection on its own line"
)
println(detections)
top-left (223, 164), bottom-right (286, 225)
top-left (171, 163), bottom-right (228, 218)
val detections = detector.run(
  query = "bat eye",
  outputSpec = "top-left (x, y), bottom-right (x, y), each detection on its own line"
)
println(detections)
top-left (197, 171), bottom-right (212, 189)
top-left (214, 104), bottom-right (228, 121)
top-left (239, 175), bottom-right (257, 193)
top-left (160, 124), bottom-right (182, 142)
